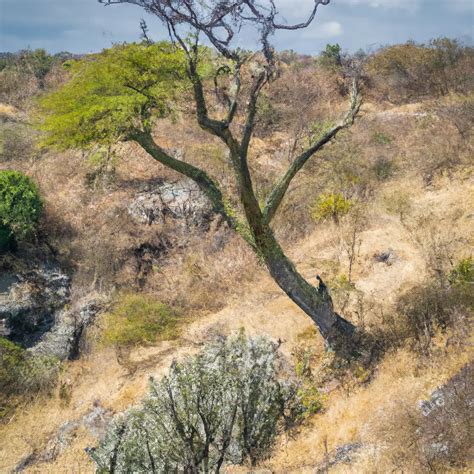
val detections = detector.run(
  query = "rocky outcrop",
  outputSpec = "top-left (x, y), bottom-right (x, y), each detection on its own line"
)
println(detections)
top-left (31, 298), bottom-right (104, 360)
top-left (13, 403), bottom-right (113, 472)
top-left (315, 442), bottom-right (364, 473)
top-left (0, 263), bottom-right (70, 347)
top-left (0, 253), bottom-right (103, 360)
top-left (128, 179), bottom-right (214, 228)
top-left (416, 361), bottom-right (473, 466)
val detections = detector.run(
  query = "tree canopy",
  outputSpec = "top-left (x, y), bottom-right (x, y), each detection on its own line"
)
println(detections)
top-left (38, 42), bottom-right (190, 149)
top-left (0, 170), bottom-right (42, 248)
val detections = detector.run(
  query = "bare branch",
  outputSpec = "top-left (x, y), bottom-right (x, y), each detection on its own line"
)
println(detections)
top-left (262, 79), bottom-right (362, 224)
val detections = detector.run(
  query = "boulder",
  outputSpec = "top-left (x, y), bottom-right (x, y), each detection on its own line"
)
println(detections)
top-left (31, 298), bottom-right (104, 360)
top-left (128, 179), bottom-right (214, 227)
top-left (0, 264), bottom-right (70, 347)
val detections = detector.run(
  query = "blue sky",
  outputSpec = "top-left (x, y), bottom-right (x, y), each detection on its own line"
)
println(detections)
top-left (0, 0), bottom-right (473, 55)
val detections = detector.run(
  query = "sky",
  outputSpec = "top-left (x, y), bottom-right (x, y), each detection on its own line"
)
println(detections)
top-left (0, 0), bottom-right (473, 55)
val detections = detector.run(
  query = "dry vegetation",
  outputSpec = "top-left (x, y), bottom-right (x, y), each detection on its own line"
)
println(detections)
top-left (0, 40), bottom-right (473, 472)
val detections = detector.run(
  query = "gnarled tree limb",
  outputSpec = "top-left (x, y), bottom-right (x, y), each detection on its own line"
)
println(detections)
top-left (262, 79), bottom-right (362, 224)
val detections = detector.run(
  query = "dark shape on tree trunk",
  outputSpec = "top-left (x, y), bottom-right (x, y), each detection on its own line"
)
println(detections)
top-left (99, 0), bottom-right (363, 355)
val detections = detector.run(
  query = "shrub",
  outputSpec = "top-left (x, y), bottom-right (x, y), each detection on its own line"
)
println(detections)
top-left (367, 39), bottom-right (474, 103)
top-left (383, 189), bottom-right (411, 222)
top-left (310, 192), bottom-right (352, 224)
top-left (0, 337), bottom-right (60, 418)
top-left (89, 334), bottom-right (300, 472)
top-left (386, 265), bottom-right (473, 353)
top-left (0, 170), bottom-right (42, 251)
top-left (372, 131), bottom-right (392, 145)
top-left (318, 43), bottom-right (343, 71)
top-left (449, 257), bottom-right (473, 285)
top-left (100, 293), bottom-right (180, 350)
top-left (372, 157), bottom-right (395, 181)
top-left (0, 123), bottom-right (37, 163)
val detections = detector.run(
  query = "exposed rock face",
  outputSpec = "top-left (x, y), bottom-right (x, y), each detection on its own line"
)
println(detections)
top-left (128, 179), bottom-right (214, 227)
top-left (0, 264), bottom-right (70, 347)
top-left (13, 404), bottom-right (113, 472)
top-left (417, 361), bottom-right (473, 466)
top-left (31, 298), bottom-right (104, 360)
top-left (315, 442), bottom-right (364, 472)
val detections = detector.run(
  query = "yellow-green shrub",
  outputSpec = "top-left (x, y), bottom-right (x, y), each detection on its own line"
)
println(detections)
top-left (101, 293), bottom-right (181, 349)
top-left (310, 192), bottom-right (351, 224)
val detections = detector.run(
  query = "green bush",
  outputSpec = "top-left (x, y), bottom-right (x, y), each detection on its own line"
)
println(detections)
top-left (449, 257), bottom-right (473, 285)
top-left (101, 293), bottom-right (180, 349)
top-left (372, 157), bottom-right (395, 181)
top-left (310, 192), bottom-right (352, 224)
top-left (0, 337), bottom-right (60, 418)
top-left (0, 170), bottom-right (42, 251)
top-left (318, 43), bottom-right (343, 71)
top-left (90, 334), bottom-right (300, 472)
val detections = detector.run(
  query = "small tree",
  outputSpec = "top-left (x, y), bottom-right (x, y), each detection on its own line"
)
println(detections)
top-left (89, 334), bottom-right (299, 472)
top-left (0, 170), bottom-right (43, 251)
top-left (40, 0), bottom-right (362, 353)
top-left (319, 43), bottom-right (343, 70)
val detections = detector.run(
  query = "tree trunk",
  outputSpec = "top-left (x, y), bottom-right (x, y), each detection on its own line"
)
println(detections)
top-left (245, 205), bottom-right (356, 353)
top-left (263, 235), bottom-right (355, 352)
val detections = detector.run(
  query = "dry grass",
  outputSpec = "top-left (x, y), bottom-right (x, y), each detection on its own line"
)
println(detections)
top-left (0, 51), bottom-right (473, 473)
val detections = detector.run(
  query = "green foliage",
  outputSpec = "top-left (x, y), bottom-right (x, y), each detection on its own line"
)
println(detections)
top-left (371, 157), bottom-right (396, 181)
top-left (0, 170), bottom-right (42, 249)
top-left (37, 42), bottom-right (189, 150)
top-left (319, 43), bottom-right (342, 70)
top-left (100, 293), bottom-right (180, 349)
top-left (449, 257), bottom-right (473, 285)
top-left (90, 334), bottom-right (299, 472)
top-left (0, 337), bottom-right (60, 418)
top-left (297, 385), bottom-right (324, 417)
top-left (17, 49), bottom-right (53, 83)
top-left (310, 192), bottom-right (352, 224)
top-left (372, 131), bottom-right (393, 145)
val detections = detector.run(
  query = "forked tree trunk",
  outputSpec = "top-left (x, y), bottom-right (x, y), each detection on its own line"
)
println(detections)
top-left (251, 221), bottom-right (356, 352)
top-left (237, 180), bottom-right (357, 352)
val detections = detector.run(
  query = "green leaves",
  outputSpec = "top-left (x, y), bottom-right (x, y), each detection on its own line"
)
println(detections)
top-left (0, 170), bottom-right (42, 244)
top-left (37, 42), bottom-right (189, 150)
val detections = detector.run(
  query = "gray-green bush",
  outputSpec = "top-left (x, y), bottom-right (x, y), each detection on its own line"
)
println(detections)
top-left (90, 334), bottom-right (300, 472)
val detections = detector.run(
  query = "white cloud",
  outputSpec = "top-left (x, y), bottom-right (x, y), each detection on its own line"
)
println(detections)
top-left (320, 21), bottom-right (343, 37)
top-left (302, 21), bottom-right (343, 38)
top-left (338, 0), bottom-right (421, 11)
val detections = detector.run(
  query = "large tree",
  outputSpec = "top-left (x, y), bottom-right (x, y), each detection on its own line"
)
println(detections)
top-left (40, 0), bottom-right (362, 353)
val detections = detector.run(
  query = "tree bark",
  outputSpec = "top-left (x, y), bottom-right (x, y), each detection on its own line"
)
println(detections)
top-left (245, 208), bottom-right (356, 352)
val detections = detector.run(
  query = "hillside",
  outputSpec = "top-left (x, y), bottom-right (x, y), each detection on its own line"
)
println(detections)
top-left (0, 42), bottom-right (473, 473)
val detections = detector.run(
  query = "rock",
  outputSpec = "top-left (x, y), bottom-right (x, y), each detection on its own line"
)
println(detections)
top-left (128, 179), bottom-right (214, 227)
top-left (31, 298), bottom-right (104, 361)
top-left (0, 264), bottom-right (70, 347)
top-left (14, 404), bottom-right (114, 471)
top-left (82, 405), bottom-right (114, 439)
top-left (416, 361), bottom-right (473, 465)
top-left (315, 442), bottom-right (363, 472)
top-left (373, 248), bottom-right (398, 266)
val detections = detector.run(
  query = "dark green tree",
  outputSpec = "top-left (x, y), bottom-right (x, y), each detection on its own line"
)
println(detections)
top-left (0, 170), bottom-right (43, 252)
